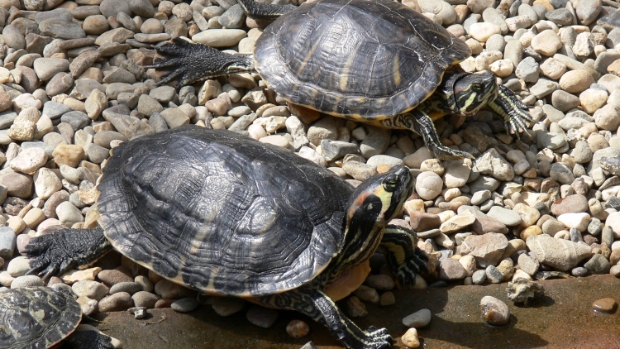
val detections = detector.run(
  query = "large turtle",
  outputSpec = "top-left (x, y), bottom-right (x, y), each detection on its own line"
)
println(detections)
top-left (0, 286), bottom-right (115, 349)
top-left (147, 0), bottom-right (532, 160)
top-left (24, 125), bottom-right (428, 349)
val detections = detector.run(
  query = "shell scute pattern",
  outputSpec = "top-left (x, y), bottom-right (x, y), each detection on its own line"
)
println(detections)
top-left (254, 0), bottom-right (471, 119)
top-left (0, 287), bottom-right (81, 349)
top-left (97, 126), bottom-right (353, 296)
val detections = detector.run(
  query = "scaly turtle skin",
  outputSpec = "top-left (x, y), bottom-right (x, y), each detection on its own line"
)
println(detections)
top-left (0, 286), bottom-right (114, 349)
top-left (24, 125), bottom-right (427, 349)
top-left (146, 0), bottom-right (532, 160)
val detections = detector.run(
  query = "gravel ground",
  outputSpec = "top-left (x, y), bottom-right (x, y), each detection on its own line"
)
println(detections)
top-left (1, 0), bottom-right (620, 347)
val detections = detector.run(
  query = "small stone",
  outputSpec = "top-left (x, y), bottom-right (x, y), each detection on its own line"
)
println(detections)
top-left (380, 291), bottom-right (395, 306)
top-left (132, 291), bottom-right (159, 308)
top-left (171, 297), bottom-right (199, 313)
top-left (246, 305), bottom-right (279, 328)
top-left (345, 296), bottom-right (367, 317)
top-left (480, 296), bottom-right (510, 326)
top-left (98, 292), bottom-right (134, 312)
top-left (10, 275), bottom-right (44, 288)
top-left (401, 328), bottom-right (420, 348)
top-left (592, 298), bottom-right (618, 313)
top-left (364, 274), bottom-right (394, 291)
top-left (286, 320), bottom-right (310, 338)
top-left (212, 297), bottom-right (245, 316)
top-left (402, 308), bottom-right (431, 328)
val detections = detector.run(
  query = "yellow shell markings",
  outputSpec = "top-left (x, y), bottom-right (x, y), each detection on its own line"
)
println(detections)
top-left (393, 53), bottom-right (401, 86)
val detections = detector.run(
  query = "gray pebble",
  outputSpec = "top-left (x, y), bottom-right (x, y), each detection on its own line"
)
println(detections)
top-left (246, 305), bottom-right (279, 328)
top-left (171, 297), bottom-right (199, 313)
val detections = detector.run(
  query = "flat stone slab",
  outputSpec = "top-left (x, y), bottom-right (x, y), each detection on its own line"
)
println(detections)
top-left (97, 275), bottom-right (620, 349)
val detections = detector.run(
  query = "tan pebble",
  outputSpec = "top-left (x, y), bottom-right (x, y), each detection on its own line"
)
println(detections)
top-left (61, 267), bottom-right (101, 285)
top-left (286, 319), bottom-right (310, 338)
top-left (345, 296), bottom-right (368, 317)
top-left (380, 291), bottom-right (395, 306)
top-left (592, 298), bottom-right (618, 313)
top-left (401, 328), bottom-right (420, 348)
top-left (377, 163), bottom-right (391, 174)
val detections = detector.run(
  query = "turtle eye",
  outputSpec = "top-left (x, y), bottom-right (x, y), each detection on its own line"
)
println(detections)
top-left (471, 83), bottom-right (483, 93)
top-left (383, 178), bottom-right (399, 192)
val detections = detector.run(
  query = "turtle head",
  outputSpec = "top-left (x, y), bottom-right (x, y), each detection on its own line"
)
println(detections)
top-left (453, 71), bottom-right (498, 115)
top-left (346, 166), bottom-right (413, 231)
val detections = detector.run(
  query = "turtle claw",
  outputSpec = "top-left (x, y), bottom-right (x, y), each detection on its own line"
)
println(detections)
top-left (362, 326), bottom-right (393, 349)
top-left (24, 234), bottom-right (75, 281)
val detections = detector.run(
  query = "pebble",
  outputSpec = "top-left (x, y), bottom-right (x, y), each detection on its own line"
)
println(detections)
top-left (246, 306), bottom-right (279, 328)
top-left (592, 298), bottom-right (618, 313)
top-left (402, 308), bottom-right (432, 328)
top-left (401, 328), bottom-right (420, 348)
top-left (212, 297), bottom-right (245, 317)
top-left (10, 275), bottom-right (44, 288)
top-left (286, 320), bottom-right (310, 338)
top-left (171, 297), bottom-right (199, 313)
top-left (132, 291), bottom-right (159, 308)
top-left (98, 292), bottom-right (134, 312)
top-left (480, 296), bottom-right (510, 326)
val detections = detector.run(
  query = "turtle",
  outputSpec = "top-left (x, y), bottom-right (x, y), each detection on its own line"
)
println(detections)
top-left (23, 125), bottom-right (428, 349)
top-left (146, 0), bottom-right (533, 160)
top-left (0, 286), bottom-right (115, 349)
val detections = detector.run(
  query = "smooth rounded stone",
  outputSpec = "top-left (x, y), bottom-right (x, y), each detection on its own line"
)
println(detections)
top-left (439, 212), bottom-right (475, 234)
top-left (246, 305), bottom-right (279, 328)
top-left (76, 295), bottom-right (98, 316)
top-left (56, 201), bottom-right (84, 224)
top-left (39, 18), bottom-right (86, 39)
top-left (359, 127), bottom-right (389, 158)
top-left (594, 104), bottom-right (620, 131)
top-left (72, 280), bottom-right (108, 300)
top-left (353, 285), bottom-right (379, 303)
top-left (286, 320), bottom-right (310, 338)
top-left (485, 265), bottom-right (503, 284)
top-left (320, 140), bottom-right (358, 162)
top-left (579, 88), bottom-right (607, 115)
top-left (33, 58), bottom-right (70, 81)
top-left (551, 194), bottom-right (588, 216)
top-left (97, 269), bottom-right (133, 286)
top-left (212, 297), bottom-right (246, 317)
top-left (34, 167), bottom-right (62, 200)
top-left (10, 275), bottom-right (44, 289)
top-left (592, 298), bottom-right (618, 313)
top-left (584, 254), bottom-right (611, 274)
top-left (3, 25), bottom-right (25, 50)
top-left (518, 253), bottom-right (540, 276)
top-left (52, 144), bottom-right (85, 168)
top-left (439, 257), bottom-right (468, 280)
top-left (611, 265), bottom-right (620, 277)
top-left (531, 29), bottom-right (561, 56)
top-left (8, 216), bottom-right (26, 234)
top-left (99, 292), bottom-right (133, 312)
top-left (415, 171), bottom-right (443, 200)
top-left (551, 90), bottom-right (580, 112)
top-left (61, 111), bottom-right (90, 131)
top-left (515, 57), bottom-right (539, 83)
top-left (100, 0), bottom-right (131, 17)
top-left (572, 267), bottom-right (589, 277)
top-left (192, 29), bottom-right (246, 47)
top-left (84, 15), bottom-right (110, 35)
top-left (545, 8), bottom-right (573, 26)
top-left (0, 226), bottom-right (16, 260)
top-left (486, 206), bottom-right (522, 227)
top-left (472, 269), bottom-right (487, 285)
top-left (0, 171), bottom-right (33, 199)
top-left (526, 234), bottom-right (593, 271)
top-left (0, 271), bottom-right (14, 287)
top-left (154, 279), bottom-right (194, 299)
top-left (401, 327), bottom-right (420, 348)
top-left (132, 291), bottom-right (159, 308)
top-left (10, 147), bottom-right (47, 175)
top-left (557, 212), bottom-right (591, 232)
top-left (380, 291), bottom-right (395, 306)
top-left (171, 297), bottom-right (199, 313)
top-left (480, 296), bottom-right (510, 326)
top-left (402, 308), bottom-right (431, 328)
top-left (8, 258), bottom-right (34, 279)
top-left (342, 161), bottom-right (376, 181)
top-left (468, 22), bottom-right (501, 42)
top-left (133, 275), bottom-right (153, 293)
top-left (461, 233), bottom-right (509, 268)
top-left (109, 281), bottom-right (142, 295)
top-left (364, 274), bottom-right (394, 291)
top-left (365, 155), bottom-right (404, 170)
top-left (559, 69), bottom-right (595, 94)
top-left (575, 0), bottom-right (601, 25)
top-left (218, 4), bottom-right (245, 28)
top-left (443, 159), bottom-right (471, 189)
top-left (346, 296), bottom-right (368, 317)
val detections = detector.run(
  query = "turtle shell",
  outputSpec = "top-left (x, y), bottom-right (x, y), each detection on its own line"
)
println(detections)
top-left (97, 126), bottom-right (353, 297)
top-left (0, 287), bottom-right (82, 349)
top-left (254, 0), bottom-right (471, 120)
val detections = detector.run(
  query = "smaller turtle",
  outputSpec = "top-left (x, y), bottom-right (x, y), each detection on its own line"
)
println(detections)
top-left (147, 0), bottom-right (532, 160)
top-left (0, 286), bottom-right (116, 349)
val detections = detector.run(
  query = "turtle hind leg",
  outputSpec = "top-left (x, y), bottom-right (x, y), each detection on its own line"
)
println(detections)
top-left (381, 225), bottom-right (428, 286)
top-left (24, 227), bottom-right (112, 281)
top-left (259, 288), bottom-right (392, 349)
top-left (145, 37), bottom-right (255, 87)
top-left (238, 0), bottom-right (296, 20)
top-left (381, 111), bottom-right (475, 160)
top-left (488, 85), bottom-right (533, 136)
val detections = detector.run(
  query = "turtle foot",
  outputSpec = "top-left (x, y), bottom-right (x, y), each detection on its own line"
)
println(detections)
top-left (359, 326), bottom-right (393, 349)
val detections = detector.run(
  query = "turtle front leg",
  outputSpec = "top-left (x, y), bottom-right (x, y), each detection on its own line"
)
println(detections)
top-left (64, 327), bottom-right (115, 349)
top-left (488, 85), bottom-right (533, 136)
top-left (259, 288), bottom-right (392, 349)
top-left (238, 0), bottom-right (296, 20)
top-left (146, 37), bottom-right (256, 86)
top-left (381, 225), bottom-right (428, 286)
top-left (24, 227), bottom-right (112, 281)
top-left (380, 111), bottom-right (475, 160)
